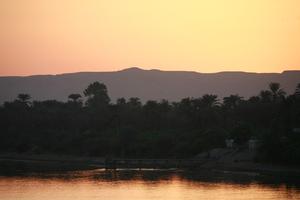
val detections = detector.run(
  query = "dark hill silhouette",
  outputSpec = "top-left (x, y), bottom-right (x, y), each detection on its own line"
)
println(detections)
top-left (0, 67), bottom-right (299, 103)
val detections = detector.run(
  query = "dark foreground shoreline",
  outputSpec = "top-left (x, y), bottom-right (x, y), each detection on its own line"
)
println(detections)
top-left (1, 153), bottom-right (300, 179)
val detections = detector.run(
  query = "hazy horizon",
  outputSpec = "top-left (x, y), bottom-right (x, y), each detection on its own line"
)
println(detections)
top-left (1, 66), bottom-right (300, 77)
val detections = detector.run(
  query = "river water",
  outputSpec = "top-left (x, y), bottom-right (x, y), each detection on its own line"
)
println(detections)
top-left (0, 169), bottom-right (300, 200)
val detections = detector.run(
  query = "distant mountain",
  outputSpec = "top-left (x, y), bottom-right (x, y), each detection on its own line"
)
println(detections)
top-left (0, 67), bottom-right (299, 104)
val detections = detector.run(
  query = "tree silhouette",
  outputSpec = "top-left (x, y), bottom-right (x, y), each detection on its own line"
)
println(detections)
top-left (260, 90), bottom-right (272, 103)
top-left (128, 97), bottom-right (142, 107)
top-left (16, 93), bottom-right (32, 107)
top-left (295, 83), bottom-right (300, 98)
top-left (0, 81), bottom-right (299, 163)
top-left (84, 82), bottom-right (110, 107)
top-left (200, 94), bottom-right (219, 108)
top-left (116, 97), bottom-right (126, 105)
top-left (223, 94), bottom-right (243, 109)
top-left (68, 94), bottom-right (82, 102)
top-left (248, 96), bottom-right (260, 103)
top-left (269, 82), bottom-right (286, 101)
top-left (17, 93), bottom-right (31, 103)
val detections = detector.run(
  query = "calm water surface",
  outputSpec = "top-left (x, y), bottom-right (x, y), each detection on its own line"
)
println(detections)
top-left (0, 169), bottom-right (300, 200)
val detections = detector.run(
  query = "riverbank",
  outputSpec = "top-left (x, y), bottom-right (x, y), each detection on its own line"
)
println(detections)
top-left (0, 153), bottom-right (299, 177)
top-left (0, 153), bottom-right (104, 174)
top-left (199, 160), bottom-right (300, 177)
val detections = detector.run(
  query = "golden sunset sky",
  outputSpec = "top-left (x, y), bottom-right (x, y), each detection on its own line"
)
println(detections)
top-left (0, 0), bottom-right (300, 75)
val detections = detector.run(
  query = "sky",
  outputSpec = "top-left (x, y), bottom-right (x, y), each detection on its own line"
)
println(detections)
top-left (0, 0), bottom-right (300, 76)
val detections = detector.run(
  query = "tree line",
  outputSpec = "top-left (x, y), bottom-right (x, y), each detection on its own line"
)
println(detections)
top-left (1, 82), bottom-right (300, 164)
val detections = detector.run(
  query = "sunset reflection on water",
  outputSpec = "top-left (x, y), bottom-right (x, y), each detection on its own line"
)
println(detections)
top-left (0, 169), bottom-right (299, 200)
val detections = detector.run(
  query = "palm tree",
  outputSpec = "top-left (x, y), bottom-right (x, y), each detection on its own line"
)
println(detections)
top-left (17, 93), bottom-right (31, 105)
top-left (200, 94), bottom-right (219, 108)
top-left (268, 82), bottom-right (286, 101)
top-left (259, 90), bottom-right (272, 103)
top-left (223, 94), bottom-right (243, 109)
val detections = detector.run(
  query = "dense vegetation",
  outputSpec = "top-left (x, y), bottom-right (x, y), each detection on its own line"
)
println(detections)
top-left (1, 82), bottom-right (300, 164)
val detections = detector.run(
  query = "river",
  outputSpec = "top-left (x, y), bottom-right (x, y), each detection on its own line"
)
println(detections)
top-left (0, 169), bottom-right (300, 200)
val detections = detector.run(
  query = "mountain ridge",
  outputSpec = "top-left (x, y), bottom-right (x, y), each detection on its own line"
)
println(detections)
top-left (2, 67), bottom-right (300, 78)
top-left (0, 67), bottom-right (299, 104)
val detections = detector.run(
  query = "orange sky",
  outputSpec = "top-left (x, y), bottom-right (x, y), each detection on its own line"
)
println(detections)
top-left (0, 0), bottom-right (300, 76)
